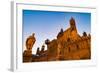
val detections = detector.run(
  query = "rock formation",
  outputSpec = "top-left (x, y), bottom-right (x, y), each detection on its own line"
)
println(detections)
top-left (46, 17), bottom-right (91, 60)
top-left (23, 33), bottom-right (36, 62)
top-left (23, 17), bottom-right (91, 62)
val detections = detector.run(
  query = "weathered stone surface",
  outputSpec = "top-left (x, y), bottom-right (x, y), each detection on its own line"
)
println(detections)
top-left (23, 33), bottom-right (36, 62)
top-left (23, 17), bottom-right (91, 62)
top-left (46, 17), bottom-right (91, 60)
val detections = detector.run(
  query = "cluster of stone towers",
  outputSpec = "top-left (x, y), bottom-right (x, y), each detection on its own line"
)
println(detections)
top-left (23, 17), bottom-right (91, 62)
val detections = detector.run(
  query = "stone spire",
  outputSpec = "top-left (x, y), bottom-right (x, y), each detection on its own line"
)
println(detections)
top-left (70, 17), bottom-right (77, 32)
top-left (23, 33), bottom-right (36, 62)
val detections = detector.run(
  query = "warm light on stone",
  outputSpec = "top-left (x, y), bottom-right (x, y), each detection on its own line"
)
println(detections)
top-left (23, 17), bottom-right (91, 62)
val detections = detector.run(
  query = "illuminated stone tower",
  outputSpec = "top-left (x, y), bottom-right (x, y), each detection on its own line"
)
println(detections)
top-left (70, 17), bottom-right (77, 33)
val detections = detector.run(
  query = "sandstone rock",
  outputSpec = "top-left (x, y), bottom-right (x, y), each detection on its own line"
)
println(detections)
top-left (23, 17), bottom-right (91, 62)
top-left (23, 33), bottom-right (36, 62)
top-left (46, 17), bottom-right (91, 60)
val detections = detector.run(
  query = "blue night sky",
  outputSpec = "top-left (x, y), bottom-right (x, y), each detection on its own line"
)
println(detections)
top-left (23, 10), bottom-right (91, 54)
